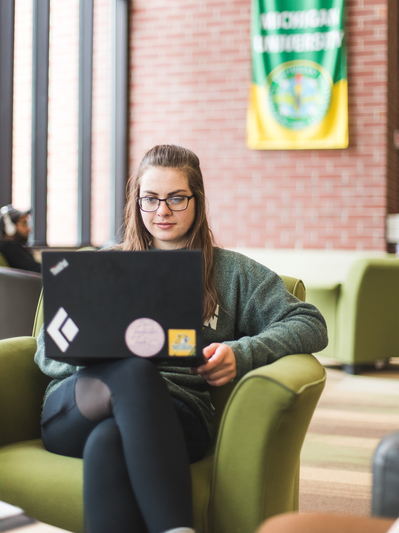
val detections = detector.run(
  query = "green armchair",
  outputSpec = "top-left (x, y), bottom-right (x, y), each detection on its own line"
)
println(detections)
top-left (0, 275), bottom-right (326, 533)
top-left (306, 257), bottom-right (399, 373)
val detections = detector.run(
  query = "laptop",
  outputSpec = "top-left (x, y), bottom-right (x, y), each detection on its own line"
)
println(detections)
top-left (42, 250), bottom-right (205, 367)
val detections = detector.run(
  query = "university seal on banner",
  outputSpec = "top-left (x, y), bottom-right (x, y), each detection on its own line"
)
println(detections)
top-left (267, 60), bottom-right (332, 130)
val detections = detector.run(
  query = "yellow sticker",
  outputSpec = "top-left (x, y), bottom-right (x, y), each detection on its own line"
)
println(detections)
top-left (168, 330), bottom-right (196, 356)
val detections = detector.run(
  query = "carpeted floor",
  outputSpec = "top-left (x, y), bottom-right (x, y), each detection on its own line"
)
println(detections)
top-left (299, 357), bottom-right (399, 516)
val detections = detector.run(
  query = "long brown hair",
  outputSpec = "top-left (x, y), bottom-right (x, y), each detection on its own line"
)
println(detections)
top-left (122, 144), bottom-right (218, 321)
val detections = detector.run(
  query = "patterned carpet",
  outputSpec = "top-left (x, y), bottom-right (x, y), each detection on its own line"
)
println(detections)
top-left (299, 357), bottom-right (399, 516)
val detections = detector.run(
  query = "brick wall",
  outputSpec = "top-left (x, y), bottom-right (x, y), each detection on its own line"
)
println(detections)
top-left (11, 0), bottom-right (392, 250)
top-left (130, 0), bottom-right (389, 250)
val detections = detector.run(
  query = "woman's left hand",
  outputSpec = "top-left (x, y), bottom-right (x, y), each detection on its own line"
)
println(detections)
top-left (190, 343), bottom-right (236, 386)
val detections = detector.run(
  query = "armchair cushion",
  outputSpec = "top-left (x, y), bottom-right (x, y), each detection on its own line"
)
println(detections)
top-left (0, 440), bottom-right (83, 532)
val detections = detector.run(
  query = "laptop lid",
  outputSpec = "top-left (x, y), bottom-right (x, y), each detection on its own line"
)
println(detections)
top-left (42, 250), bottom-right (205, 366)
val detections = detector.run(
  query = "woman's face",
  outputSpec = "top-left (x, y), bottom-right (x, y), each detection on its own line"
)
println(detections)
top-left (138, 166), bottom-right (196, 250)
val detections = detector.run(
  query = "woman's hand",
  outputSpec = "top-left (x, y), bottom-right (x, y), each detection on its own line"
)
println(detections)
top-left (190, 343), bottom-right (236, 386)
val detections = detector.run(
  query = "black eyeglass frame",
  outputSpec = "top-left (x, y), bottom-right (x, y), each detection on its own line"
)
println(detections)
top-left (137, 195), bottom-right (195, 212)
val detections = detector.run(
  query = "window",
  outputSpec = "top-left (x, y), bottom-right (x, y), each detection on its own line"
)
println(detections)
top-left (1, 0), bottom-right (128, 248)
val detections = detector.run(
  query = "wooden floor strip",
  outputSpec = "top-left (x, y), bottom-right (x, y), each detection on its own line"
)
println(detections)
top-left (299, 361), bottom-right (399, 516)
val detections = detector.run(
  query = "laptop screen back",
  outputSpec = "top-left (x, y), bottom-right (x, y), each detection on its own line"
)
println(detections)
top-left (42, 250), bottom-right (204, 366)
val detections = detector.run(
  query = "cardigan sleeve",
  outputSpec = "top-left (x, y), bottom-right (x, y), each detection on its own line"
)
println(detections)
top-left (211, 249), bottom-right (328, 380)
top-left (227, 275), bottom-right (328, 378)
top-left (34, 325), bottom-right (82, 381)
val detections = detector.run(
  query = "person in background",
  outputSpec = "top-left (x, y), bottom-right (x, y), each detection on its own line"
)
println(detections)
top-left (0, 205), bottom-right (41, 273)
top-left (34, 145), bottom-right (328, 533)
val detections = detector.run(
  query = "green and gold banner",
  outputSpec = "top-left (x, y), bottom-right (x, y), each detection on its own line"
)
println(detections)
top-left (247, 0), bottom-right (348, 150)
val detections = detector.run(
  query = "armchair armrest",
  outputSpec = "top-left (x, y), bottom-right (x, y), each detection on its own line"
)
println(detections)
top-left (208, 353), bottom-right (326, 533)
top-left (0, 336), bottom-right (49, 447)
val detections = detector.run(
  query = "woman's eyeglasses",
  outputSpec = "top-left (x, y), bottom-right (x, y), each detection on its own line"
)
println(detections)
top-left (137, 195), bottom-right (194, 212)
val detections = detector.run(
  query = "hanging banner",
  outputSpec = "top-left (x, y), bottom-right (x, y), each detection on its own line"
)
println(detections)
top-left (247, 0), bottom-right (348, 150)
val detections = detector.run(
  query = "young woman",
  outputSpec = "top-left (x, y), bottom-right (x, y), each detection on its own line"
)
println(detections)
top-left (35, 144), bottom-right (328, 533)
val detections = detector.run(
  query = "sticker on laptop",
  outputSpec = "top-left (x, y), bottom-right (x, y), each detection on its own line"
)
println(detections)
top-left (125, 318), bottom-right (165, 357)
top-left (168, 330), bottom-right (196, 356)
top-left (50, 258), bottom-right (69, 276)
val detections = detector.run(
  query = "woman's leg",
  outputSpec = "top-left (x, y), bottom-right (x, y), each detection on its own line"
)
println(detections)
top-left (41, 373), bottom-right (98, 458)
top-left (41, 358), bottom-right (202, 533)
top-left (83, 418), bottom-right (148, 533)
top-left (83, 358), bottom-right (194, 533)
top-left (41, 373), bottom-right (148, 532)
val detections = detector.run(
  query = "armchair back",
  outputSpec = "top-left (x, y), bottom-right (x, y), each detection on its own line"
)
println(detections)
top-left (0, 266), bottom-right (42, 340)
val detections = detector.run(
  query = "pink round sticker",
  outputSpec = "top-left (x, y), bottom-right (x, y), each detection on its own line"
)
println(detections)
top-left (125, 318), bottom-right (165, 357)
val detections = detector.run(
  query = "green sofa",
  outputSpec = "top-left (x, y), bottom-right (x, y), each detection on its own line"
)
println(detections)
top-left (0, 275), bottom-right (326, 533)
top-left (306, 257), bottom-right (399, 373)
top-left (231, 249), bottom-right (399, 374)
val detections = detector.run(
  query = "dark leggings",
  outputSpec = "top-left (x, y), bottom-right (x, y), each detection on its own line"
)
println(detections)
top-left (41, 358), bottom-right (209, 533)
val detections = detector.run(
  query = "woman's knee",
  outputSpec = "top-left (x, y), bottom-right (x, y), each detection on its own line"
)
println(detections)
top-left (105, 357), bottom-right (164, 392)
top-left (84, 418), bottom-right (122, 460)
top-left (75, 377), bottom-right (113, 421)
top-left (119, 357), bottom-right (159, 379)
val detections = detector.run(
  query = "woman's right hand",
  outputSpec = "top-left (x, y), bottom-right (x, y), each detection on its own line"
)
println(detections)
top-left (189, 343), bottom-right (236, 386)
